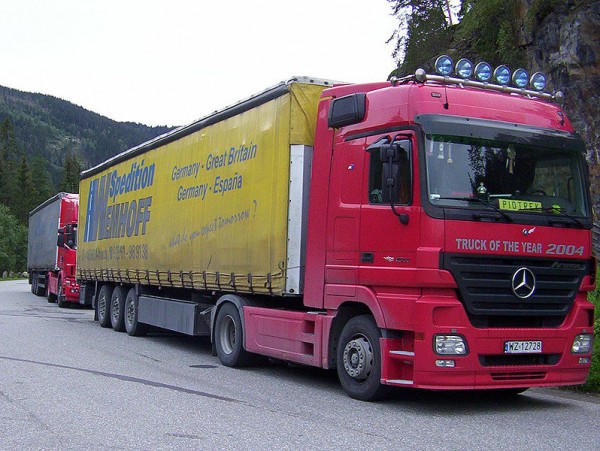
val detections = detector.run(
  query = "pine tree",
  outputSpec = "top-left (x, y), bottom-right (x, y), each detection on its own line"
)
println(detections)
top-left (59, 152), bottom-right (81, 194)
top-left (30, 154), bottom-right (56, 206)
top-left (13, 156), bottom-right (38, 224)
top-left (0, 203), bottom-right (27, 273)
top-left (387, 0), bottom-right (456, 76)
top-left (0, 118), bottom-right (19, 209)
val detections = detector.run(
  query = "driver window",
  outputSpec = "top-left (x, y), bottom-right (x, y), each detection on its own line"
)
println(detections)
top-left (368, 142), bottom-right (411, 204)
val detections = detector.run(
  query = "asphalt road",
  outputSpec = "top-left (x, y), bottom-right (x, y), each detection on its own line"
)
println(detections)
top-left (1, 279), bottom-right (598, 450)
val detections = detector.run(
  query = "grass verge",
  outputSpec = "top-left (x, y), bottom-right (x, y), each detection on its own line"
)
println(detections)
top-left (580, 283), bottom-right (600, 393)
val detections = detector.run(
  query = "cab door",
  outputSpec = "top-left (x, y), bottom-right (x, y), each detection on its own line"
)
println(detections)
top-left (359, 132), bottom-right (421, 287)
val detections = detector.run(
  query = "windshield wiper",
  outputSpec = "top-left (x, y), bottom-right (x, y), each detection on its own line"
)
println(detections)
top-left (520, 206), bottom-right (584, 227)
top-left (434, 196), bottom-right (513, 222)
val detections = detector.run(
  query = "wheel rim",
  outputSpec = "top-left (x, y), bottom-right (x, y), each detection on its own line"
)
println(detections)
top-left (112, 294), bottom-right (120, 323)
top-left (342, 335), bottom-right (373, 380)
top-left (219, 314), bottom-right (236, 355)
top-left (126, 298), bottom-right (135, 326)
top-left (98, 294), bottom-right (106, 316)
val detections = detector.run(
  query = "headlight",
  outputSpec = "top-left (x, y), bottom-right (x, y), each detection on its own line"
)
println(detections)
top-left (434, 335), bottom-right (468, 355)
top-left (571, 334), bottom-right (593, 353)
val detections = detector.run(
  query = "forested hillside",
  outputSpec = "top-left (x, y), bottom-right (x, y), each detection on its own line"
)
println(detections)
top-left (0, 85), bottom-right (173, 185)
top-left (0, 85), bottom-right (174, 273)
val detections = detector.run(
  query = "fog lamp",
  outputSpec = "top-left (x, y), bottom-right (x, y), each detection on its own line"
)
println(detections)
top-left (530, 72), bottom-right (547, 91)
top-left (455, 58), bottom-right (473, 78)
top-left (435, 335), bottom-right (467, 355)
top-left (474, 62), bottom-right (492, 82)
top-left (436, 359), bottom-right (456, 368)
top-left (512, 68), bottom-right (529, 88)
top-left (435, 55), bottom-right (453, 76)
top-left (571, 334), bottom-right (593, 353)
top-left (493, 65), bottom-right (511, 85)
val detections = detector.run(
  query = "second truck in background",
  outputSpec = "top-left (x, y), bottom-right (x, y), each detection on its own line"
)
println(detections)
top-left (28, 192), bottom-right (80, 307)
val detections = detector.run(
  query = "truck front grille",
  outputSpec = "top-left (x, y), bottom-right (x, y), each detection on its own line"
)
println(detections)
top-left (442, 253), bottom-right (589, 328)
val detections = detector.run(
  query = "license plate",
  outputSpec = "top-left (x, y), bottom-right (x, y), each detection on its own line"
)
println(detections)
top-left (504, 340), bottom-right (542, 354)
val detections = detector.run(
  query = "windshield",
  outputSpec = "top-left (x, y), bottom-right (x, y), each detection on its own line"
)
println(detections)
top-left (425, 134), bottom-right (590, 218)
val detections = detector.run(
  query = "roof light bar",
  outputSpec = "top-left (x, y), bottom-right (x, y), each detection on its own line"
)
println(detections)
top-left (406, 55), bottom-right (555, 98)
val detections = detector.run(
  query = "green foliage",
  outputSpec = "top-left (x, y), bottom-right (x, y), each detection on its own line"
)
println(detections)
top-left (0, 86), bottom-right (173, 267)
top-left (583, 284), bottom-right (600, 392)
top-left (0, 204), bottom-right (27, 273)
top-left (388, 1), bottom-right (455, 76)
top-left (13, 156), bottom-right (38, 224)
top-left (0, 85), bottom-right (173, 185)
top-left (30, 155), bottom-right (55, 205)
top-left (59, 152), bottom-right (82, 194)
top-left (454, 0), bottom-right (526, 68)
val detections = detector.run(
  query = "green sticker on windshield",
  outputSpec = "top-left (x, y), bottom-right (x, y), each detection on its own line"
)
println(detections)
top-left (498, 199), bottom-right (542, 211)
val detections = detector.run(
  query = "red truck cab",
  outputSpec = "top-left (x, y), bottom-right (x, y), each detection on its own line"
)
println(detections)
top-left (299, 63), bottom-right (594, 398)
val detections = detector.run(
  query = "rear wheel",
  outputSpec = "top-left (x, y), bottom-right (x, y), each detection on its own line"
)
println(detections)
top-left (97, 284), bottom-right (113, 328)
top-left (124, 288), bottom-right (148, 337)
top-left (110, 286), bottom-right (127, 332)
top-left (337, 315), bottom-right (388, 401)
top-left (34, 273), bottom-right (45, 297)
top-left (214, 302), bottom-right (253, 367)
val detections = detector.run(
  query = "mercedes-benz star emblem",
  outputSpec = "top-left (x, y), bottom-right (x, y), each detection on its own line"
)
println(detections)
top-left (511, 267), bottom-right (536, 299)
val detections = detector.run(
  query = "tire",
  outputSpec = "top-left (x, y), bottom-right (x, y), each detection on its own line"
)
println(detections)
top-left (494, 387), bottom-right (529, 396)
top-left (336, 315), bottom-right (388, 401)
top-left (31, 274), bottom-right (36, 294)
top-left (214, 302), bottom-right (253, 367)
top-left (124, 288), bottom-right (148, 337)
top-left (57, 279), bottom-right (68, 308)
top-left (33, 273), bottom-right (45, 297)
top-left (97, 284), bottom-right (114, 328)
top-left (110, 286), bottom-right (127, 332)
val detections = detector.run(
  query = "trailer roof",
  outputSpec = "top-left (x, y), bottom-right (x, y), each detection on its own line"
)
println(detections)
top-left (81, 76), bottom-right (338, 179)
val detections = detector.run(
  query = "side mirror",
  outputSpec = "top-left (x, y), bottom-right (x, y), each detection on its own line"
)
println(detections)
top-left (57, 228), bottom-right (65, 248)
top-left (328, 93), bottom-right (366, 128)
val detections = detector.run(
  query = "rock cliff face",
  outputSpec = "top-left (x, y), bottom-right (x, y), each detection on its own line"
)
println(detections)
top-left (519, 1), bottom-right (600, 253)
top-left (526, 1), bottom-right (600, 200)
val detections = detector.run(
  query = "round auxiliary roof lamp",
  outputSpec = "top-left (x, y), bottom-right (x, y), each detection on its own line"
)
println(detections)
top-left (512, 68), bottom-right (529, 89)
top-left (435, 55), bottom-right (453, 76)
top-left (474, 62), bottom-right (492, 82)
top-left (493, 65), bottom-right (511, 85)
top-left (530, 72), bottom-right (547, 91)
top-left (455, 58), bottom-right (473, 79)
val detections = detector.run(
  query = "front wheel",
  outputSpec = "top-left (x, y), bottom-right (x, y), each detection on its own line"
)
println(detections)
top-left (214, 302), bottom-right (253, 367)
top-left (57, 279), bottom-right (68, 308)
top-left (336, 315), bottom-right (388, 401)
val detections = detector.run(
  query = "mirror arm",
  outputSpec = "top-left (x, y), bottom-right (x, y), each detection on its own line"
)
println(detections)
top-left (387, 175), bottom-right (409, 225)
